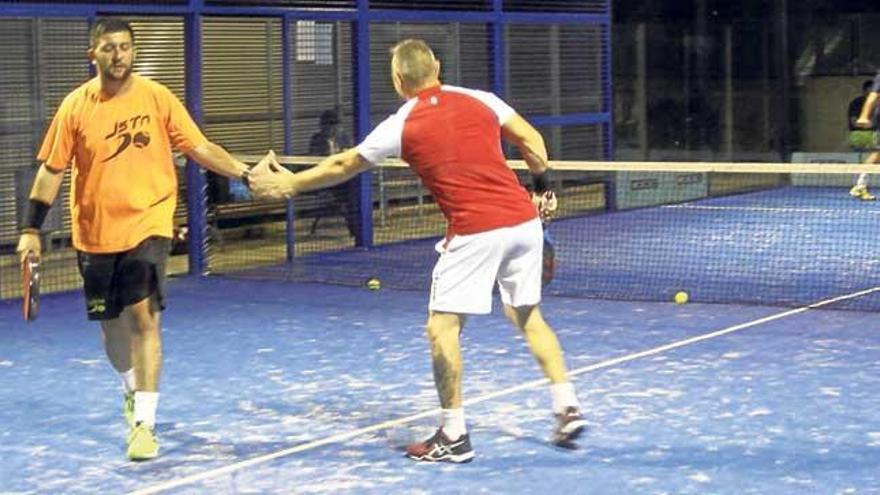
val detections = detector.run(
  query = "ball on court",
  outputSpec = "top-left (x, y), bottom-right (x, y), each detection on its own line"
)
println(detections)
top-left (366, 277), bottom-right (382, 291)
top-left (674, 291), bottom-right (689, 304)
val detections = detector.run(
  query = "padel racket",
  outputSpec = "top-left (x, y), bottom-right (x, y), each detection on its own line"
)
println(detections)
top-left (533, 190), bottom-right (558, 287)
top-left (542, 226), bottom-right (556, 287)
top-left (22, 251), bottom-right (40, 322)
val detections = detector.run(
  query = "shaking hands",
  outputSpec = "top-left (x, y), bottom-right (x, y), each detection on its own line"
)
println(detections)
top-left (245, 150), bottom-right (299, 200)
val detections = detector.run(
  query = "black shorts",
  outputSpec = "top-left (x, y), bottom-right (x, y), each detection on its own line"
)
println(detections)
top-left (76, 236), bottom-right (171, 321)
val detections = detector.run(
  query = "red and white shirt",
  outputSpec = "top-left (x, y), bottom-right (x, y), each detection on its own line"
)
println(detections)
top-left (357, 84), bottom-right (537, 237)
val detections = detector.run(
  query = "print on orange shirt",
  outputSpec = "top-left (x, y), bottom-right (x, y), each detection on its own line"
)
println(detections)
top-left (103, 114), bottom-right (152, 162)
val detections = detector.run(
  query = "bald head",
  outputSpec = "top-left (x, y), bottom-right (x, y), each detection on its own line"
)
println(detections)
top-left (390, 39), bottom-right (440, 98)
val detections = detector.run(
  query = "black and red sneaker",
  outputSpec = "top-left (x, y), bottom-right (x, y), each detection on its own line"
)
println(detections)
top-left (405, 428), bottom-right (474, 463)
top-left (552, 406), bottom-right (587, 447)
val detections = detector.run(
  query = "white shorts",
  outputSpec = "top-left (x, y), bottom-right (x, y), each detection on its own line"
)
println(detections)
top-left (429, 218), bottom-right (543, 315)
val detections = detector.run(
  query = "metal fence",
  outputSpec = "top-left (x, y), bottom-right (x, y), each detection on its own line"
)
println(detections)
top-left (0, 0), bottom-right (612, 298)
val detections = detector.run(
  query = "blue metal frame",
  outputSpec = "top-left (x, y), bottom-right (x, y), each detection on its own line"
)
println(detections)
top-left (281, 17), bottom-right (293, 154)
top-left (602, 2), bottom-right (616, 211)
top-left (367, 9), bottom-right (607, 24)
top-left (491, 0), bottom-right (506, 98)
top-left (281, 15), bottom-right (296, 262)
top-left (353, 0), bottom-right (373, 249)
top-left (0, 3), bottom-right (609, 24)
top-left (184, 2), bottom-right (208, 275)
top-left (86, 14), bottom-right (98, 76)
top-left (1, 0), bottom-right (614, 268)
top-left (531, 112), bottom-right (611, 127)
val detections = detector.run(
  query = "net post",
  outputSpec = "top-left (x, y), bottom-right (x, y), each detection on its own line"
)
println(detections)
top-left (285, 198), bottom-right (295, 262)
top-left (603, 173), bottom-right (616, 211)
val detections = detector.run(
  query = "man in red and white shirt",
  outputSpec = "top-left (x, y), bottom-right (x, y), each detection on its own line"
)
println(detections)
top-left (250, 39), bottom-right (586, 462)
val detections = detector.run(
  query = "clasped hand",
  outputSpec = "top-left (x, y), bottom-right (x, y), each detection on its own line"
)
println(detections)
top-left (531, 190), bottom-right (558, 223)
top-left (247, 150), bottom-right (298, 200)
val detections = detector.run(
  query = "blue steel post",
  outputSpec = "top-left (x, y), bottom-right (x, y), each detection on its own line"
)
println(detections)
top-left (602, 1), bottom-right (614, 161)
top-left (282, 15), bottom-right (295, 262)
top-left (491, 0), bottom-right (505, 99)
top-left (87, 15), bottom-right (97, 76)
top-left (184, 4), bottom-right (208, 275)
top-left (353, 0), bottom-right (373, 248)
top-left (602, 0), bottom-right (616, 211)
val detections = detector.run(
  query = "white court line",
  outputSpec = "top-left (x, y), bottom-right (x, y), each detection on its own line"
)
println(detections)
top-left (663, 204), bottom-right (880, 215)
top-left (129, 286), bottom-right (880, 495)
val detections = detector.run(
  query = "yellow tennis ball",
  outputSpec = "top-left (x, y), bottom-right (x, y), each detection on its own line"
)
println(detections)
top-left (674, 291), bottom-right (689, 304)
top-left (366, 277), bottom-right (382, 291)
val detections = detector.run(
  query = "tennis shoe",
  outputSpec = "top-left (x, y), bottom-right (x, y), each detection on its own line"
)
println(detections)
top-left (850, 185), bottom-right (876, 201)
top-left (552, 406), bottom-right (587, 447)
top-left (127, 422), bottom-right (159, 461)
top-left (123, 392), bottom-right (135, 427)
top-left (405, 428), bottom-right (474, 463)
top-left (850, 184), bottom-right (864, 197)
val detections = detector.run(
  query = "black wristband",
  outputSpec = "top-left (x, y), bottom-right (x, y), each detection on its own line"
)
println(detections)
top-left (531, 170), bottom-right (552, 193)
top-left (23, 199), bottom-right (51, 231)
top-left (240, 169), bottom-right (250, 188)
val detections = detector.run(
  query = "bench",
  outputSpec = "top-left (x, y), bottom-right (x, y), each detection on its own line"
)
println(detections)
top-left (203, 191), bottom-right (347, 244)
top-left (210, 199), bottom-right (288, 230)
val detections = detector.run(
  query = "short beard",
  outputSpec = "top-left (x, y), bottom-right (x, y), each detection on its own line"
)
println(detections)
top-left (102, 65), bottom-right (132, 81)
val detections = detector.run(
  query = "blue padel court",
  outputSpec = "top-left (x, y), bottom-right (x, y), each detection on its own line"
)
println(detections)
top-left (4, 1), bottom-right (880, 492)
top-left (2, 186), bottom-right (880, 494)
top-left (2, 279), bottom-right (880, 494)
top-left (243, 186), bottom-right (880, 311)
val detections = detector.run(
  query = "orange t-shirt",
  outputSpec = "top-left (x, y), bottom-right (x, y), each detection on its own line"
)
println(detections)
top-left (38, 74), bottom-right (208, 253)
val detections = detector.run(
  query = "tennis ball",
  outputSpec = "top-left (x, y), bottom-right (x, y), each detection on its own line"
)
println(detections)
top-left (674, 291), bottom-right (689, 304)
top-left (366, 277), bottom-right (382, 291)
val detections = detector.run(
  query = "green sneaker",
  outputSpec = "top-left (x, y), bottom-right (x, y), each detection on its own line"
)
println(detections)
top-left (850, 185), bottom-right (876, 201)
top-left (850, 184), bottom-right (865, 198)
top-left (127, 422), bottom-right (159, 461)
top-left (123, 392), bottom-right (135, 427)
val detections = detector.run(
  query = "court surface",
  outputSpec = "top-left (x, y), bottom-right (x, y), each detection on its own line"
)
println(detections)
top-left (2, 275), bottom-right (879, 494)
top-left (3, 185), bottom-right (880, 494)
top-left (245, 186), bottom-right (880, 311)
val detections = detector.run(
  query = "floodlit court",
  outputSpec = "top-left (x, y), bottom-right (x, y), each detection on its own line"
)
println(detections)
top-left (4, 184), bottom-right (880, 493)
top-left (2, 0), bottom-right (880, 493)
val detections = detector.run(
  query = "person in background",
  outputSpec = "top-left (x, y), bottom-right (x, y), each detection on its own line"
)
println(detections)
top-left (308, 109), bottom-right (359, 238)
top-left (850, 76), bottom-right (880, 201)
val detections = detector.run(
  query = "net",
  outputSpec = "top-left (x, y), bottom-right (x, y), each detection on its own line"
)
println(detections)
top-left (218, 156), bottom-right (880, 312)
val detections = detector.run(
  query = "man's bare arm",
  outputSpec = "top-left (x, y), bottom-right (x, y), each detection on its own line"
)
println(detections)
top-left (247, 148), bottom-right (373, 201)
top-left (500, 113), bottom-right (557, 220)
top-left (289, 148), bottom-right (372, 195)
top-left (501, 113), bottom-right (549, 175)
top-left (186, 142), bottom-right (251, 179)
top-left (29, 164), bottom-right (65, 205)
top-left (857, 92), bottom-right (879, 127)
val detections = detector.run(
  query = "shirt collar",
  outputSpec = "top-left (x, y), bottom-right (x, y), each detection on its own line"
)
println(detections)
top-left (415, 84), bottom-right (442, 99)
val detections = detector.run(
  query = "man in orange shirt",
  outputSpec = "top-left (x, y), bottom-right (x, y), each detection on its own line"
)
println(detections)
top-left (16, 18), bottom-right (267, 460)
